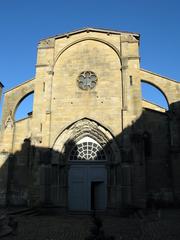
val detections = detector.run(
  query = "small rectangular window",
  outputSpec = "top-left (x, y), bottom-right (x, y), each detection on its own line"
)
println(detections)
top-left (43, 82), bottom-right (45, 92)
top-left (130, 76), bottom-right (133, 86)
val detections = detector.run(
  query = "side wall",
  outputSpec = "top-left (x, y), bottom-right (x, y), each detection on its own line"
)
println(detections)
top-left (142, 109), bottom-right (171, 198)
top-left (140, 69), bottom-right (180, 201)
top-left (0, 80), bottom-right (34, 205)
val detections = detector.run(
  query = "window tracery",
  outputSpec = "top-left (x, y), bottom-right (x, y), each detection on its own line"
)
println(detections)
top-left (69, 137), bottom-right (106, 161)
top-left (77, 71), bottom-right (97, 90)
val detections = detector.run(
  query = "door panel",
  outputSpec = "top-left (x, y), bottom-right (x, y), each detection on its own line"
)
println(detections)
top-left (68, 166), bottom-right (88, 210)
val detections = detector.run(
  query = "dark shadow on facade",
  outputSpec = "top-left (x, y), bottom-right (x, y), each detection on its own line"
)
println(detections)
top-left (0, 101), bottom-right (179, 214)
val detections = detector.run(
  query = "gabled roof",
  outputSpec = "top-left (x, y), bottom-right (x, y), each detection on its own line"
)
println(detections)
top-left (40, 27), bottom-right (140, 41)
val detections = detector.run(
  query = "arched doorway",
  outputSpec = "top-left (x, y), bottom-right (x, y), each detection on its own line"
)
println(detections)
top-left (68, 136), bottom-right (107, 211)
top-left (49, 118), bottom-right (121, 211)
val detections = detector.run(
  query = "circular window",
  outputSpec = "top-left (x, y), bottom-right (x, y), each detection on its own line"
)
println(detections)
top-left (77, 71), bottom-right (97, 90)
top-left (69, 137), bottom-right (106, 161)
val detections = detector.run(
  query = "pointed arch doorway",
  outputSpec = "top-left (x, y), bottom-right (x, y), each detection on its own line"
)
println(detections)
top-left (68, 136), bottom-right (107, 211)
top-left (51, 118), bottom-right (121, 212)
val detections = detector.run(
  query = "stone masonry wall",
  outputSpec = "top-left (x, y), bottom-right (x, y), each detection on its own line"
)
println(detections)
top-left (0, 29), bottom-right (179, 207)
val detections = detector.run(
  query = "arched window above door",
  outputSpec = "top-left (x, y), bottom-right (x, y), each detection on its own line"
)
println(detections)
top-left (69, 136), bottom-right (106, 161)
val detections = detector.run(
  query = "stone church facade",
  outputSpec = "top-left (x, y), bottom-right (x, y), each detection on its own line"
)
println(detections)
top-left (0, 28), bottom-right (179, 211)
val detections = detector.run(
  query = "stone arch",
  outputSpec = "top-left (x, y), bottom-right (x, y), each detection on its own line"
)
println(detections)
top-left (52, 118), bottom-right (121, 164)
top-left (52, 117), bottom-right (115, 146)
top-left (51, 39), bottom-right (122, 115)
top-left (141, 79), bottom-right (169, 109)
top-left (13, 91), bottom-right (34, 120)
top-left (53, 37), bottom-right (121, 68)
top-left (2, 79), bottom-right (35, 125)
top-left (140, 69), bottom-right (178, 104)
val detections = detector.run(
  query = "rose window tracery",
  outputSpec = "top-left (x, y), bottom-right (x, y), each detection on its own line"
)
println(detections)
top-left (77, 71), bottom-right (97, 90)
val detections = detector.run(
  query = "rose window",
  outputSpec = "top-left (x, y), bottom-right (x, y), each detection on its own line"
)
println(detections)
top-left (77, 71), bottom-right (97, 90)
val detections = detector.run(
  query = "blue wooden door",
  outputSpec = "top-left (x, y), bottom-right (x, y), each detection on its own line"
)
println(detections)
top-left (68, 164), bottom-right (107, 211)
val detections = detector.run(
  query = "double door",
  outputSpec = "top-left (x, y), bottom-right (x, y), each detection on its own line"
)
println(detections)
top-left (68, 164), bottom-right (107, 211)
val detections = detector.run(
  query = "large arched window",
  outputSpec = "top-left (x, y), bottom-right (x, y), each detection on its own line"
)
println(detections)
top-left (15, 92), bottom-right (34, 121)
top-left (141, 81), bottom-right (169, 110)
top-left (69, 136), bottom-right (106, 161)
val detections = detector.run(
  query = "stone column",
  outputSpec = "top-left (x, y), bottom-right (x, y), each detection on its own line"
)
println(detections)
top-left (32, 38), bottom-right (55, 148)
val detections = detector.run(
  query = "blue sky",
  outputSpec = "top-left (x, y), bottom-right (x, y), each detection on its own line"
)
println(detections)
top-left (0, 0), bottom-right (180, 119)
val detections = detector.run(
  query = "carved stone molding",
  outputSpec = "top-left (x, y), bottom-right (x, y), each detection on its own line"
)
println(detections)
top-left (53, 119), bottom-right (121, 164)
top-left (4, 112), bottom-right (14, 129)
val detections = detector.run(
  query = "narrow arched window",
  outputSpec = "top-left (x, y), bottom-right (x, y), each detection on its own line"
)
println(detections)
top-left (69, 136), bottom-right (106, 161)
top-left (15, 92), bottom-right (34, 121)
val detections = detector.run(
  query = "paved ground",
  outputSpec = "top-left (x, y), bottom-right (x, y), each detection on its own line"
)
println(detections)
top-left (1, 209), bottom-right (180, 240)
